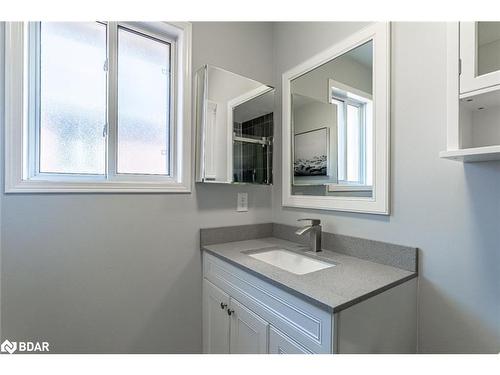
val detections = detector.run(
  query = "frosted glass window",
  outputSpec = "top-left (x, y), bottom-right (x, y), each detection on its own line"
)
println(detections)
top-left (346, 104), bottom-right (361, 183)
top-left (117, 27), bottom-right (171, 175)
top-left (39, 22), bottom-right (107, 174)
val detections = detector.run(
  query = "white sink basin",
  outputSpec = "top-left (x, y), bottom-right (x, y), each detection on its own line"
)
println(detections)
top-left (247, 248), bottom-right (335, 275)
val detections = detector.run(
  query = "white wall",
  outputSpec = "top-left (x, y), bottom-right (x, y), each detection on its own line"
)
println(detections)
top-left (272, 22), bottom-right (500, 353)
top-left (0, 22), bottom-right (274, 353)
top-left (292, 53), bottom-right (372, 103)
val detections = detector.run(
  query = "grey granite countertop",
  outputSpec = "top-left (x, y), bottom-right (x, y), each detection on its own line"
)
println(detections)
top-left (202, 237), bottom-right (417, 313)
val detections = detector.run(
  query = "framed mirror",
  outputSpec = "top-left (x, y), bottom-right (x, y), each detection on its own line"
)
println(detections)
top-left (282, 23), bottom-right (390, 214)
top-left (195, 65), bottom-right (275, 184)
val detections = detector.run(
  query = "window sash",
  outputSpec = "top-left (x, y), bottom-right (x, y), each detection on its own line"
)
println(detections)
top-left (29, 22), bottom-right (109, 178)
top-left (27, 21), bottom-right (176, 180)
top-left (115, 25), bottom-right (173, 177)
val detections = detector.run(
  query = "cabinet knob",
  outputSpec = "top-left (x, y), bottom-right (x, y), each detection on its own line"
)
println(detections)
top-left (220, 302), bottom-right (227, 310)
top-left (227, 308), bottom-right (234, 316)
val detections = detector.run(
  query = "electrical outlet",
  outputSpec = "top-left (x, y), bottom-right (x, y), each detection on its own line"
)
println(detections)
top-left (237, 192), bottom-right (248, 212)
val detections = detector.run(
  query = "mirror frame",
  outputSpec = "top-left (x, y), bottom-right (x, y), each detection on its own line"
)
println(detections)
top-left (281, 22), bottom-right (390, 214)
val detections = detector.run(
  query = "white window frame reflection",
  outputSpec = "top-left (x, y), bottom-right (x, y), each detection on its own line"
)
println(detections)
top-left (333, 97), bottom-right (366, 185)
top-left (328, 79), bottom-right (373, 189)
top-left (4, 21), bottom-right (192, 193)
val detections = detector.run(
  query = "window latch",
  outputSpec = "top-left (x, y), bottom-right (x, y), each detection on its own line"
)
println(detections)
top-left (102, 123), bottom-right (108, 138)
top-left (103, 59), bottom-right (109, 72)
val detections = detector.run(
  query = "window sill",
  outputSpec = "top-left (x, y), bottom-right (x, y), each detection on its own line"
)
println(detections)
top-left (327, 184), bottom-right (373, 192)
top-left (5, 179), bottom-right (192, 194)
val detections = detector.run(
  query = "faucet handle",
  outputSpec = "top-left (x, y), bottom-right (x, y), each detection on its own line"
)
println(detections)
top-left (297, 218), bottom-right (321, 226)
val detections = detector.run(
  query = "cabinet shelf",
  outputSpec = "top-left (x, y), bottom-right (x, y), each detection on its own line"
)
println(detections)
top-left (440, 145), bottom-right (500, 162)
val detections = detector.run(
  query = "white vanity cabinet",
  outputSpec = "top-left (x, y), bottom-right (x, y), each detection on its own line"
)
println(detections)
top-left (203, 252), bottom-right (333, 354)
top-left (203, 280), bottom-right (270, 354)
top-left (269, 326), bottom-right (312, 354)
top-left (202, 251), bottom-right (418, 354)
top-left (202, 279), bottom-right (231, 353)
top-left (204, 278), bottom-right (310, 354)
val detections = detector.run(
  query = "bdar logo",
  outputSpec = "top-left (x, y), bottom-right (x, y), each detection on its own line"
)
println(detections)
top-left (1, 340), bottom-right (17, 354)
top-left (1, 339), bottom-right (49, 354)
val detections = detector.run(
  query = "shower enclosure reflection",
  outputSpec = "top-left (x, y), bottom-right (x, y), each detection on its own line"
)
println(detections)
top-left (195, 65), bottom-right (274, 185)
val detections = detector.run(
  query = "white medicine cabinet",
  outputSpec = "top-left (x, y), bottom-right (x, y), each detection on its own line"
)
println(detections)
top-left (194, 65), bottom-right (275, 184)
top-left (441, 22), bottom-right (500, 162)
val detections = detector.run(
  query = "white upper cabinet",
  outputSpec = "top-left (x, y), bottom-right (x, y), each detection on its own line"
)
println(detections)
top-left (460, 22), bottom-right (500, 95)
top-left (441, 22), bottom-right (500, 162)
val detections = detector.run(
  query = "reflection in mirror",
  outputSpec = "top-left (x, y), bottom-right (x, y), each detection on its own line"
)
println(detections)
top-left (233, 90), bottom-right (274, 184)
top-left (477, 22), bottom-right (500, 77)
top-left (291, 40), bottom-right (373, 197)
top-left (195, 65), bottom-right (274, 184)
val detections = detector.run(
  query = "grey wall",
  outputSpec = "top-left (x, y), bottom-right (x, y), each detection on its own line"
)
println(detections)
top-left (272, 22), bottom-right (500, 353)
top-left (0, 22), bottom-right (274, 353)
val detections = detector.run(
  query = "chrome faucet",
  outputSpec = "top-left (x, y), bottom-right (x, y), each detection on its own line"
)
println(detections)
top-left (295, 219), bottom-right (322, 252)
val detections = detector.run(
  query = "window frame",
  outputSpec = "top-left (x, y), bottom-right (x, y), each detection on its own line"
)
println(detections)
top-left (4, 21), bottom-right (192, 193)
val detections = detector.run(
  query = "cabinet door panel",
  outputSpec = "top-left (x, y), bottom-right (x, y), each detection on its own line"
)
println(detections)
top-left (269, 326), bottom-right (312, 354)
top-left (203, 279), bottom-right (230, 354)
top-left (229, 298), bottom-right (269, 354)
top-left (460, 22), bottom-right (500, 94)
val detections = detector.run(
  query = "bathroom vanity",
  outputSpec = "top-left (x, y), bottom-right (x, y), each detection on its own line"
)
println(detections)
top-left (201, 224), bottom-right (418, 354)
top-left (198, 23), bottom-right (418, 354)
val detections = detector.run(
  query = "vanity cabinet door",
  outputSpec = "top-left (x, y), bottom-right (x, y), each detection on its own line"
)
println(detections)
top-left (269, 326), bottom-right (312, 354)
top-left (203, 279), bottom-right (230, 354)
top-left (229, 298), bottom-right (269, 354)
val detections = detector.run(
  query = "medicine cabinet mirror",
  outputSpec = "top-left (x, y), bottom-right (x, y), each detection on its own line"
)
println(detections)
top-left (195, 65), bottom-right (275, 185)
top-left (282, 23), bottom-right (390, 214)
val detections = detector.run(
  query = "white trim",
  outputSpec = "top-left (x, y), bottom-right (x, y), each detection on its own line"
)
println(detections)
top-left (4, 21), bottom-right (192, 193)
top-left (327, 184), bottom-right (372, 192)
top-left (439, 145), bottom-right (500, 162)
top-left (328, 78), bottom-right (372, 102)
top-left (282, 22), bottom-right (390, 215)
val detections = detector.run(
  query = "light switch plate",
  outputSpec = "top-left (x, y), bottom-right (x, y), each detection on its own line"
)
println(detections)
top-left (237, 192), bottom-right (248, 212)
